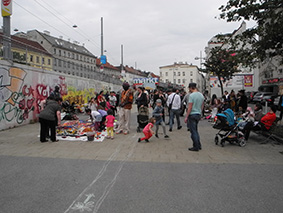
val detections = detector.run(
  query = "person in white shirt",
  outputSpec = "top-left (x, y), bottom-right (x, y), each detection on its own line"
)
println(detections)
top-left (166, 88), bottom-right (182, 132)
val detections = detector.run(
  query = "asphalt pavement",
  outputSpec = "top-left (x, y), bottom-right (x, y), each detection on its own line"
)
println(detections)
top-left (0, 107), bottom-right (283, 213)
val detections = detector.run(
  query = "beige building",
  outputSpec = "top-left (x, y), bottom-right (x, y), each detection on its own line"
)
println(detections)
top-left (159, 62), bottom-right (205, 92)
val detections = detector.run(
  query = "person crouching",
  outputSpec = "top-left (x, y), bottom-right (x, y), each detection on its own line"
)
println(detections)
top-left (138, 117), bottom-right (155, 143)
top-left (85, 108), bottom-right (102, 131)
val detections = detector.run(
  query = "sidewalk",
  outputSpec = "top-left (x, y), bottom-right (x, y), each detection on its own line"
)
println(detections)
top-left (0, 111), bottom-right (283, 165)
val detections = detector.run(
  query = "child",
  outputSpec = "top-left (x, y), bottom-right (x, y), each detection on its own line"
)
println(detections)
top-left (85, 108), bottom-right (102, 131)
top-left (153, 99), bottom-right (169, 138)
top-left (138, 117), bottom-right (155, 142)
top-left (106, 109), bottom-right (115, 139)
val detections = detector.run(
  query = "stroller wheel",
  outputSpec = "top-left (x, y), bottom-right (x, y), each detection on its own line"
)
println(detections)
top-left (220, 139), bottom-right (225, 147)
top-left (214, 136), bottom-right (219, 145)
top-left (238, 137), bottom-right (246, 147)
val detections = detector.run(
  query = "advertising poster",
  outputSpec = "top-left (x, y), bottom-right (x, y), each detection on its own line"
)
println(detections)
top-left (244, 75), bottom-right (253, 87)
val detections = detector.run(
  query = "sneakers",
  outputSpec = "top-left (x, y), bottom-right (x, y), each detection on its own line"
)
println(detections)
top-left (164, 135), bottom-right (169, 138)
top-left (138, 138), bottom-right (141, 142)
top-left (111, 137), bottom-right (114, 140)
top-left (145, 139), bottom-right (149, 142)
top-left (169, 128), bottom-right (172, 132)
top-left (155, 134), bottom-right (159, 138)
top-left (116, 130), bottom-right (123, 134)
top-left (177, 126), bottom-right (182, 130)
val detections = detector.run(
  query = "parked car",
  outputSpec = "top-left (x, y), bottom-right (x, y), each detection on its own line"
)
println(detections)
top-left (247, 91), bottom-right (258, 103)
top-left (253, 92), bottom-right (273, 104)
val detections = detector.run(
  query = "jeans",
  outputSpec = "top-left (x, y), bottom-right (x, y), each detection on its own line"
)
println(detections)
top-left (169, 109), bottom-right (180, 129)
top-left (188, 114), bottom-right (201, 149)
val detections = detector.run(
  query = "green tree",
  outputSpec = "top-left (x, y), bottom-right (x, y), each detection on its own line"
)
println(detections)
top-left (219, 0), bottom-right (283, 64)
top-left (202, 46), bottom-right (242, 95)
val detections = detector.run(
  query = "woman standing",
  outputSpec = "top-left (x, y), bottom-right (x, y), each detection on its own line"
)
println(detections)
top-left (39, 97), bottom-right (62, 143)
top-left (135, 87), bottom-right (148, 110)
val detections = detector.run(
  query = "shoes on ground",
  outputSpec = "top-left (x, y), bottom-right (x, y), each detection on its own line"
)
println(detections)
top-left (155, 134), bottom-right (159, 138)
top-left (123, 132), bottom-right (128, 135)
top-left (169, 128), bottom-right (172, 132)
top-left (145, 139), bottom-right (149, 142)
top-left (164, 135), bottom-right (169, 138)
top-left (188, 147), bottom-right (199, 152)
top-left (177, 126), bottom-right (182, 130)
top-left (138, 138), bottom-right (141, 142)
top-left (106, 136), bottom-right (110, 139)
top-left (116, 131), bottom-right (123, 134)
top-left (41, 140), bottom-right (48, 143)
top-left (111, 137), bottom-right (114, 140)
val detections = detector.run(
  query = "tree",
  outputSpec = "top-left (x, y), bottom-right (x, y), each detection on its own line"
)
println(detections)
top-left (202, 46), bottom-right (242, 95)
top-left (219, 0), bottom-right (283, 65)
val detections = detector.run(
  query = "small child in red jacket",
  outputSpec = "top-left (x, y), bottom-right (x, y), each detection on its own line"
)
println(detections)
top-left (138, 117), bottom-right (155, 142)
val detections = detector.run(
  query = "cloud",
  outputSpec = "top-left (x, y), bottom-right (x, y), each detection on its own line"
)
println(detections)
top-left (6, 0), bottom-right (254, 74)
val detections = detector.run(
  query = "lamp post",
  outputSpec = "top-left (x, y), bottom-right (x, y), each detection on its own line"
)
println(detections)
top-left (194, 51), bottom-right (205, 69)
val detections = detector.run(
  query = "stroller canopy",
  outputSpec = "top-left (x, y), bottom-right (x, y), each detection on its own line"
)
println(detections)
top-left (216, 108), bottom-right (235, 126)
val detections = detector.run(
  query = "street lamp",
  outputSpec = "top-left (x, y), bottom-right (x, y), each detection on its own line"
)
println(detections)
top-left (195, 51), bottom-right (205, 69)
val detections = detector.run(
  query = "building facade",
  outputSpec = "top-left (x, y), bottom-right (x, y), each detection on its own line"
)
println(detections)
top-left (0, 32), bottom-right (53, 71)
top-left (205, 22), bottom-right (260, 97)
top-left (27, 30), bottom-right (97, 79)
top-left (159, 62), bottom-right (204, 92)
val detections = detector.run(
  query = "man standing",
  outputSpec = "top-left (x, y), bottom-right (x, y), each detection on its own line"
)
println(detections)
top-left (116, 82), bottom-right (133, 135)
top-left (185, 83), bottom-right (204, 151)
top-left (167, 88), bottom-right (182, 132)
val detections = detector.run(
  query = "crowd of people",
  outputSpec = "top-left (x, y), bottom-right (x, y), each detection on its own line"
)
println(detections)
top-left (38, 83), bottom-right (283, 150)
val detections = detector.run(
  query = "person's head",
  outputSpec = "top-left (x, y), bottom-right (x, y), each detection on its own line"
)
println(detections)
top-left (110, 91), bottom-right (115, 96)
top-left (107, 109), bottom-right (113, 115)
top-left (55, 86), bottom-right (60, 92)
top-left (156, 99), bottom-right (162, 107)
top-left (99, 90), bottom-right (104, 95)
top-left (85, 108), bottom-right (91, 115)
top-left (188, 83), bottom-right (197, 93)
top-left (172, 88), bottom-right (177, 93)
top-left (270, 105), bottom-right (277, 113)
top-left (224, 91), bottom-right (228, 95)
top-left (212, 94), bottom-right (217, 100)
top-left (122, 82), bottom-right (130, 91)
top-left (149, 117), bottom-right (156, 124)
top-left (90, 97), bottom-right (95, 102)
top-left (137, 87), bottom-right (143, 93)
top-left (55, 97), bottom-right (62, 104)
top-left (239, 90), bottom-right (245, 96)
top-left (254, 103), bottom-right (262, 111)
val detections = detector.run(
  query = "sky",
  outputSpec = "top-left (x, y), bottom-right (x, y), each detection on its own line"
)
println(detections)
top-left (5, 0), bottom-right (255, 74)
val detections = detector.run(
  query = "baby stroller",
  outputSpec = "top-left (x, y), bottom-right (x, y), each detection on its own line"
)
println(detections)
top-left (213, 108), bottom-right (246, 147)
top-left (137, 106), bottom-right (149, 132)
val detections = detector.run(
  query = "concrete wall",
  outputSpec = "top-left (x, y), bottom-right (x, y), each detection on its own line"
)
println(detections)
top-left (0, 60), bottom-right (122, 130)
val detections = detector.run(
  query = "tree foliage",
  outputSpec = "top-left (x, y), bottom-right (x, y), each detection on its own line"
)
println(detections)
top-left (202, 46), bottom-right (242, 95)
top-left (219, 0), bottom-right (283, 64)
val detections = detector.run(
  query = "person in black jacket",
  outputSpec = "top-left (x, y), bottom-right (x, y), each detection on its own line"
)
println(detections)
top-left (278, 94), bottom-right (283, 122)
top-left (238, 90), bottom-right (248, 113)
top-left (135, 87), bottom-right (148, 110)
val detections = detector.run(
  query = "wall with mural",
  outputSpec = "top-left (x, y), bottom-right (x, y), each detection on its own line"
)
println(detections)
top-left (0, 61), bottom-right (121, 130)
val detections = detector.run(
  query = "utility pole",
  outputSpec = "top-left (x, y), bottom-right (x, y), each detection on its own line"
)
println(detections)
top-left (101, 17), bottom-right (104, 56)
top-left (2, 0), bottom-right (13, 61)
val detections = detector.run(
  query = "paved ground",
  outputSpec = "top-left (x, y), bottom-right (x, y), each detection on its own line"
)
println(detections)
top-left (0, 108), bottom-right (283, 213)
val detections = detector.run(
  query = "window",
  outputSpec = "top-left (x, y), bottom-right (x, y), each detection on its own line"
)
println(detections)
top-left (64, 51), bottom-right (66, 57)
top-left (190, 79), bottom-right (193, 83)
top-left (178, 72), bottom-right (180, 76)
top-left (30, 55), bottom-right (33, 62)
top-left (183, 72), bottom-right (185, 76)
top-left (36, 56), bottom-right (40, 63)
top-left (178, 79), bottom-right (181, 83)
top-left (72, 62), bottom-right (75, 69)
top-left (80, 64), bottom-right (83, 71)
top-left (54, 58), bottom-right (57, 66)
top-left (64, 61), bottom-right (66, 68)
top-left (48, 59), bottom-right (51, 65)
top-left (182, 79), bottom-right (185, 83)
top-left (68, 52), bottom-right (70, 58)
top-left (190, 71), bottom-right (193, 76)
top-left (166, 79), bottom-right (169, 83)
top-left (42, 57), bottom-right (45, 65)
top-left (68, 62), bottom-right (70, 68)
top-left (165, 72), bottom-right (168, 76)
top-left (59, 50), bottom-right (61, 56)
top-left (174, 79), bottom-right (176, 84)
top-left (58, 60), bottom-right (62, 67)
top-left (54, 48), bottom-right (56, 54)
top-left (72, 53), bottom-right (74, 59)
top-left (174, 72), bottom-right (176, 76)
top-left (160, 72), bottom-right (162, 77)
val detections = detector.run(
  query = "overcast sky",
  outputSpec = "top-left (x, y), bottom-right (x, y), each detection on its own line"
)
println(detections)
top-left (5, 0), bottom-right (255, 74)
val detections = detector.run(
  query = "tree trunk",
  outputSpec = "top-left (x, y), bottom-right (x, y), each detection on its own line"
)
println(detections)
top-left (218, 75), bottom-right (224, 96)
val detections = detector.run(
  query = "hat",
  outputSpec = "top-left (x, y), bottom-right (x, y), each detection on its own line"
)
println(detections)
top-left (188, 83), bottom-right (197, 88)
top-left (156, 99), bottom-right (162, 103)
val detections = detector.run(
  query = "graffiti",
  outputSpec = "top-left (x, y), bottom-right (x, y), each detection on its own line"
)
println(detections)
top-left (63, 87), bottom-right (96, 105)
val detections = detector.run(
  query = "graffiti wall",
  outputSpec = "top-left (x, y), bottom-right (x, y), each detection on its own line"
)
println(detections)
top-left (0, 61), bottom-right (121, 130)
